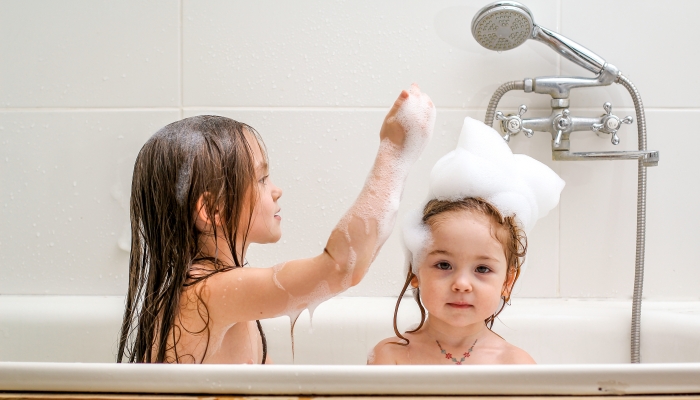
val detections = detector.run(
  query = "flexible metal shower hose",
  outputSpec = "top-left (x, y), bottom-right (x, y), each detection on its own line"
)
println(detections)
top-left (483, 75), bottom-right (648, 363)
top-left (617, 73), bottom-right (647, 364)
top-left (484, 81), bottom-right (525, 127)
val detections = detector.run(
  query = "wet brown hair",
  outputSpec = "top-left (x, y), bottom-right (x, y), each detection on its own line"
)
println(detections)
top-left (117, 115), bottom-right (267, 363)
top-left (392, 197), bottom-right (527, 345)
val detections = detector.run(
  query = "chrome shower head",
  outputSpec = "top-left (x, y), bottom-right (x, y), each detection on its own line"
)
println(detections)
top-left (471, 1), bottom-right (608, 74)
top-left (471, 1), bottom-right (534, 51)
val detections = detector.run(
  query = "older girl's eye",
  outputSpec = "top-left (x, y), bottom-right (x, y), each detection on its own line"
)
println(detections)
top-left (475, 265), bottom-right (491, 274)
top-left (435, 262), bottom-right (452, 271)
top-left (259, 175), bottom-right (269, 185)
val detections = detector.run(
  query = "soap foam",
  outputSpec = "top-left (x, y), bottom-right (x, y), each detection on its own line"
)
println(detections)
top-left (366, 348), bottom-right (376, 364)
top-left (404, 116), bottom-right (564, 273)
top-left (402, 208), bottom-right (431, 271)
top-left (173, 131), bottom-right (205, 206)
top-left (271, 262), bottom-right (287, 291)
top-left (281, 280), bottom-right (333, 361)
top-left (335, 84), bottom-right (435, 278)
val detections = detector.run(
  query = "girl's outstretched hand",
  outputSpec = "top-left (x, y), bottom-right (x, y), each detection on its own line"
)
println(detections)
top-left (200, 84), bottom-right (436, 328)
top-left (380, 83), bottom-right (436, 158)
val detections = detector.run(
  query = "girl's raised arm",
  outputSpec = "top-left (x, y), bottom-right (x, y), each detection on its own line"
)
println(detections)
top-left (206, 85), bottom-right (435, 324)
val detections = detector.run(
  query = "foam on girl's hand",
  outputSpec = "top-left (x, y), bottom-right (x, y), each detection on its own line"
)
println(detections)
top-left (335, 84), bottom-right (435, 279)
top-left (404, 117), bottom-right (565, 273)
top-left (273, 86), bottom-right (435, 339)
top-left (394, 84), bottom-right (436, 167)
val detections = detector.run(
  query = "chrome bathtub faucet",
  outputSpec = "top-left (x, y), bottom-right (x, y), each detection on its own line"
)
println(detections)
top-left (472, 0), bottom-right (659, 364)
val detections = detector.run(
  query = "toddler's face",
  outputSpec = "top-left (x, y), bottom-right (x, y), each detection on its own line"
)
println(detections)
top-left (246, 132), bottom-right (283, 244)
top-left (414, 210), bottom-right (510, 327)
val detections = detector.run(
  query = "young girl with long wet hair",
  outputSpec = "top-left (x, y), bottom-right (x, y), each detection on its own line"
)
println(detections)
top-left (368, 117), bottom-right (564, 365)
top-left (118, 85), bottom-right (435, 364)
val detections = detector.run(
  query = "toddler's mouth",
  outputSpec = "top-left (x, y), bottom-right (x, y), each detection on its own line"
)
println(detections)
top-left (447, 302), bottom-right (472, 309)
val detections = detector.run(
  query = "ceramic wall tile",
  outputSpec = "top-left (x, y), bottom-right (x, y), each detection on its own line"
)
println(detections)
top-left (0, 111), bottom-right (179, 295)
top-left (559, 107), bottom-right (652, 298)
top-left (0, 1), bottom-right (179, 107)
top-left (643, 111), bottom-right (700, 299)
top-left (182, 0), bottom-right (557, 109)
top-left (561, 0), bottom-right (700, 109)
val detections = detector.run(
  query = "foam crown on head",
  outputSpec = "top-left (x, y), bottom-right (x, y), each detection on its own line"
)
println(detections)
top-left (403, 117), bottom-right (565, 272)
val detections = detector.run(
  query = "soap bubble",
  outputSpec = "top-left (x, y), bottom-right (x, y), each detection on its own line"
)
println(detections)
top-left (404, 117), bottom-right (565, 273)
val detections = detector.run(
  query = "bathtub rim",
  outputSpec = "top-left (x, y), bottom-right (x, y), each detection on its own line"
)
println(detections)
top-left (1, 362), bottom-right (700, 396)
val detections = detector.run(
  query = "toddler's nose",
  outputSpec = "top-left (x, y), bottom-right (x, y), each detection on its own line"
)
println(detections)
top-left (452, 273), bottom-right (473, 292)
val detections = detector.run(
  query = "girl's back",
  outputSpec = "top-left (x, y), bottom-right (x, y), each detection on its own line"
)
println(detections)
top-left (167, 281), bottom-right (264, 364)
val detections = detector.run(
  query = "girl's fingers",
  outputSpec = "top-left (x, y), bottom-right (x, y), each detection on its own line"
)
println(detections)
top-left (389, 90), bottom-right (410, 115)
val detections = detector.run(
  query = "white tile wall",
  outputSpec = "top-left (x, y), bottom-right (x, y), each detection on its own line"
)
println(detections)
top-left (1, 1), bottom-right (698, 300)
top-left (0, 111), bottom-right (180, 294)
top-left (0, 0), bottom-right (180, 107)
top-left (561, 0), bottom-right (700, 109)
top-left (182, 0), bottom-right (558, 109)
top-left (644, 111), bottom-right (700, 299)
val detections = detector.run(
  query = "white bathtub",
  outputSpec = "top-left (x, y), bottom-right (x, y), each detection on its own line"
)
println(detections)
top-left (2, 296), bottom-right (699, 364)
top-left (1, 296), bottom-right (700, 395)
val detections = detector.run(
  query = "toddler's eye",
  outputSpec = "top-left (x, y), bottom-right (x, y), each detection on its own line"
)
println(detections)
top-left (475, 265), bottom-right (491, 274)
top-left (435, 262), bottom-right (452, 271)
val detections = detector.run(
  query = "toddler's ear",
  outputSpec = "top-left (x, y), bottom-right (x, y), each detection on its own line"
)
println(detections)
top-left (410, 274), bottom-right (419, 288)
top-left (502, 269), bottom-right (517, 299)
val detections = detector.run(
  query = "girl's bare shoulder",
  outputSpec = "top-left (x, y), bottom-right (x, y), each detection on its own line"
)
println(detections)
top-left (498, 340), bottom-right (536, 364)
top-left (368, 337), bottom-right (412, 365)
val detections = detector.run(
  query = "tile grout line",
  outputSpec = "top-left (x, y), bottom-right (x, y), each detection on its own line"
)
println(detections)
top-left (0, 108), bottom-right (182, 113)
top-left (179, 0), bottom-right (184, 120)
top-left (556, 0), bottom-right (562, 298)
top-left (555, 0), bottom-right (561, 78)
top-left (0, 107), bottom-right (697, 113)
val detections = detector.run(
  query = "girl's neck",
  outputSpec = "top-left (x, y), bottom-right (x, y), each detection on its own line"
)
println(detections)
top-left (197, 233), bottom-right (248, 268)
top-left (422, 316), bottom-right (488, 349)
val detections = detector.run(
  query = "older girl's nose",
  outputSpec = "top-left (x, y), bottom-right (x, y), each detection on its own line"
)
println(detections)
top-left (272, 181), bottom-right (283, 200)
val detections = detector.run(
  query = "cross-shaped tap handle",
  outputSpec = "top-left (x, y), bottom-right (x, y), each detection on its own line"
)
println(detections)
top-left (591, 102), bottom-right (633, 145)
top-left (495, 105), bottom-right (533, 143)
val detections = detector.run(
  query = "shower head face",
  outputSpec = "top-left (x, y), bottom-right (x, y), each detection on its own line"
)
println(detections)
top-left (471, 1), bottom-right (534, 51)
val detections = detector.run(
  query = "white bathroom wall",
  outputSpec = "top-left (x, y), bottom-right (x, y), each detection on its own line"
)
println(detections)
top-left (1, 0), bottom-right (698, 300)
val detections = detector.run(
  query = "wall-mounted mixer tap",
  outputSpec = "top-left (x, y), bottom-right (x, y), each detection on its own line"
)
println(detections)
top-left (472, 0), bottom-right (658, 167)
top-left (472, 1), bottom-right (659, 364)
top-left (497, 101), bottom-right (637, 150)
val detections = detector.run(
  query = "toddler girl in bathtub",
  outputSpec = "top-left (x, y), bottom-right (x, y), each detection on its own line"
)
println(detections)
top-left (369, 117), bottom-right (565, 365)
top-left (117, 84), bottom-right (436, 364)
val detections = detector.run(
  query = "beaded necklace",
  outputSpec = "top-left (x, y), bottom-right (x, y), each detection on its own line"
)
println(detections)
top-left (436, 339), bottom-right (477, 365)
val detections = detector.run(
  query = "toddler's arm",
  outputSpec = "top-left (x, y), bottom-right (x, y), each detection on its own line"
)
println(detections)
top-left (205, 85), bottom-right (435, 323)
